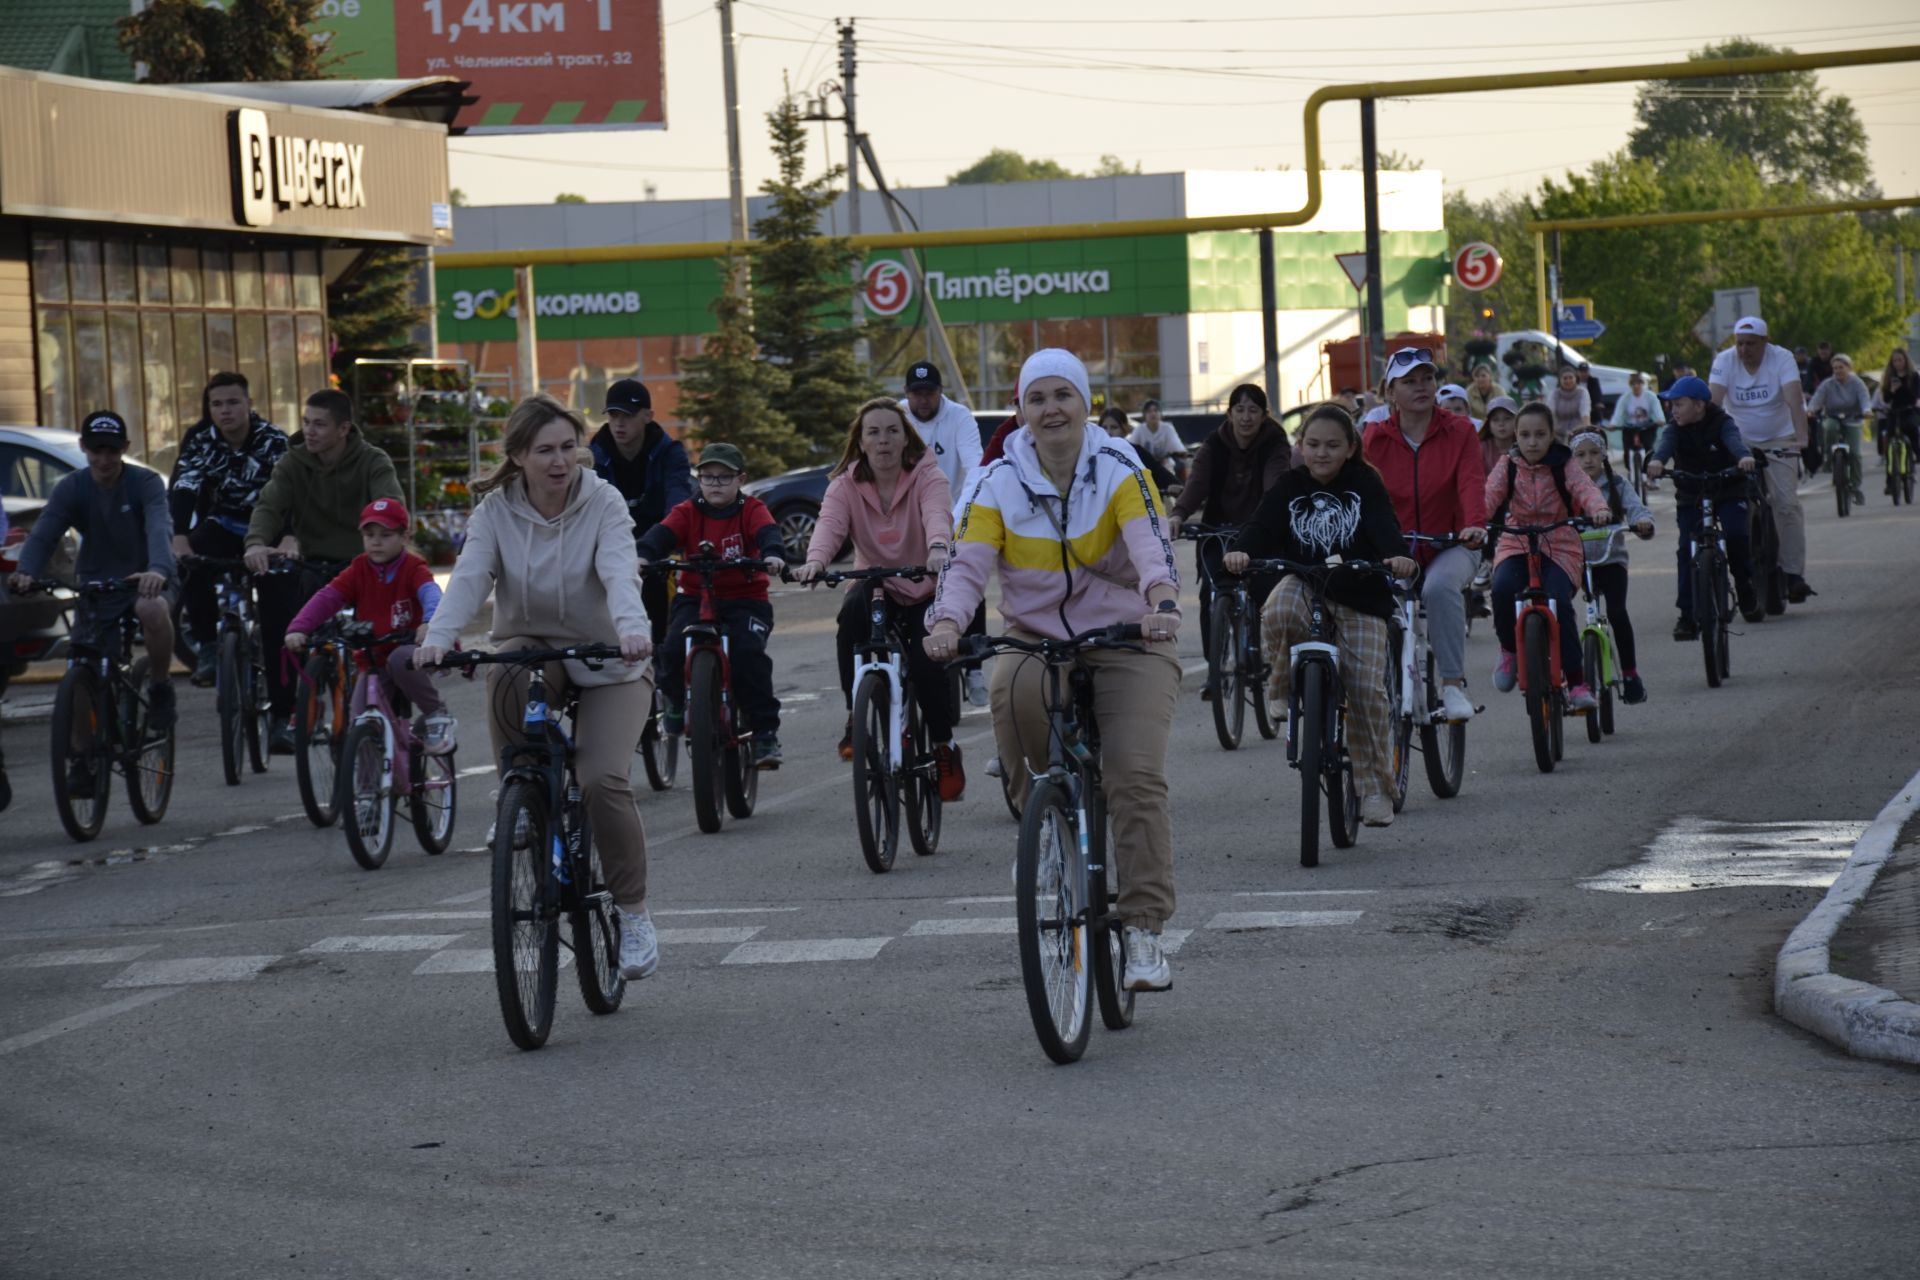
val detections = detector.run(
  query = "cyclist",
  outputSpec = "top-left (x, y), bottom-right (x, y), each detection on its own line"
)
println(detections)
top-left (792, 398), bottom-right (962, 799)
top-left (925, 348), bottom-right (1182, 994)
top-left (1478, 396), bottom-right (1519, 475)
top-left (282, 498), bottom-right (454, 754)
top-left (1168, 383), bottom-right (1291, 681)
top-left (1806, 353), bottom-right (1872, 507)
top-left (1361, 347), bottom-right (1485, 723)
top-left (901, 363), bottom-right (989, 708)
top-left (1644, 375), bottom-right (1760, 637)
top-left (10, 410), bottom-right (177, 746)
top-left (1484, 405), bottom-right (1612, 711)
top-left (1570, 431), bottom-right (1656, 704)
top-left (244, 389), bottom-right (402, 753)
top-left (1575, 363), bottom-right (1607, 426)
top-left (1877, 349), bottom-right (1920, 488)
top-left (1548, 367), bottom-right (1591, 443)
top-left (169, 372), bottom-right (289, 687)
top-left (1129, 397), bottom-right (1190, 492)
top-left (1437, 382), bottom-right (1475, 423)
top-left (588, 378), bottom-right (690, 658)
top-left (1709, 316), bottom-right (1812, 603)
top-left (1609, 372), bottom-right (1665, 485)
top-left (636, 442), bottom-right (787, 768)
top-left (1466, 364), bottom-right (1499, 421)
top-left (415, 395), bottom-right (658, 981)
top-left (1223, 403), bottom-right (1415, 828)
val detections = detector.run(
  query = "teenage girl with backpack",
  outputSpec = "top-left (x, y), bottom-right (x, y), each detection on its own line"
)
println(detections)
top-left (1484, 403), bottom-right (1612, 711)
top-left (1569, 430), bottom-right (1655, 705)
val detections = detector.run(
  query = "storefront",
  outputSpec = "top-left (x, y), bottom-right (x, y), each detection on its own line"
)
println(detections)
top-left (434, 169), bottom-right (1449, 423)
top-left (0, 67), bottom-right (454, 469)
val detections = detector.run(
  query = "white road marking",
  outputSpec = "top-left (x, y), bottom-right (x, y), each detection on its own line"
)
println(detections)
top-left (303, 935), bottom-right (464, 954)
top-left (438, 888), bottom-right (490, 905)
top-left (1582, 818), bottom-right (1870, 894)
top-left (0, 880), bottom-right (78, 898)
top-left (905, 918), bottom-right (1018, 936)
top-left (457, 764), bottom-right (495, 776)
top-left (1160, 928), bottom-right (1194, 955)
top-left (1203, 910), bottom-right (1365, 930)
top-left (1233, 889), bottom-right (1379, 897)
top-left (658, 926), bottom-right (764, 945)
top-left (3, 945), bottom-right (159, 969)
top-left (364, 911), bottom-right (489, 921)
top-left (721, 937), bottom-right (892, 965)
top-left (653, 906), bottom-right (800, 916)
top-left (413, 948), bottom-right (574, 975)
top-left (946, 896), bottom-right (1016, 905)
top-left (214, 825), bottom-right (269, 838)
top-left (105, 956), bottom-right (278, 987)
top-left (0, 989), bottom-right (182, 1057)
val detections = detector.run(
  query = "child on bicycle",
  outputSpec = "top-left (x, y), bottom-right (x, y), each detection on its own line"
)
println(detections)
top-left (1484, 404), bottom-right (1612, 711)
top-left (1470, 396), bottom-right (1520, 609)
top-left (1224, 403), bottom-right (1415, 829)
top-left (282, 498), bottom-right (454, 753)
top-left (1643, 375), bottom-right (1759, 637)
top-left (1570, 431), bottom-right (1655, 705)
top-left (635, 443), bottom-right (788, 768)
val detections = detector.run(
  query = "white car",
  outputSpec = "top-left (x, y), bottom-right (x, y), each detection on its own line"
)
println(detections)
top-left (1494, 331), bottom-right (1649, 410)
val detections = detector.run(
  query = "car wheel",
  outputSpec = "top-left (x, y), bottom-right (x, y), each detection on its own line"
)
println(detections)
top-left (774, 503), bottom-right (818, 563)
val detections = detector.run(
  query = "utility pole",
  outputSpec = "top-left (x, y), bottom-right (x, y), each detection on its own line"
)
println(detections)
top-left (718, 0), bottom-right (748, 244)
top-left (840, 19), bottom-right (858, 239)
top-left (1359, 99), bottom-right (1386, 392)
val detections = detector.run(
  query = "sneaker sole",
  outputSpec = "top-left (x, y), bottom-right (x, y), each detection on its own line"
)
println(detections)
top-left (1124, 974), bottom-right (1172, 992)
top-left (619, 960), bottom-right (658, 980)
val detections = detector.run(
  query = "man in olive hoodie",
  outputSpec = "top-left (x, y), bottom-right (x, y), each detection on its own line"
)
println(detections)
top-left (245, 389), bottom-right (403, 750)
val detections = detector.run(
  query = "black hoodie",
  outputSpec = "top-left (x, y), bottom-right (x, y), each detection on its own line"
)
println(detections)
top-left (1231, 459), bottom-right (1408, 618)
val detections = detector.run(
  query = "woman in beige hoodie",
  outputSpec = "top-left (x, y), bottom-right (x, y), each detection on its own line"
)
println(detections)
top-left (415, 395), bottom-right (661, 981)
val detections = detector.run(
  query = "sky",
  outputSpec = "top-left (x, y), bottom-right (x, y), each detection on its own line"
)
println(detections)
top-left (446, 0), bottom-right (1920, 212)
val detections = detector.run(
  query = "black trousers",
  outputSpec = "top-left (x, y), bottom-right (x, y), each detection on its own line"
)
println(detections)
top-left (254, 569), bottom-right (314, 718)
top-left (660, 596), bottom-right (780, 734)
top-left (834, 587), bottom-right (954, 742)
top-left (180, 522), bottom-right (247, 644)
top-left (1584, 562), bottom-right (1639, 673)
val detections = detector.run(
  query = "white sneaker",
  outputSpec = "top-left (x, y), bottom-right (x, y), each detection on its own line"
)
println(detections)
top-left (966, 668), bottom-right (988, 708)
top-left (1440, 684), bottom-right (1477, 722)
top-left (985, 754), bottom-right (1004, 779)
top-left (1361, 794), bottom-right (1395, 827)
top-left (421, 712), bottom-right (457, 756)
top-left (1123, 926), bottom-right (1172, 992)
top-left (617, 905), bottom-right (658, 980)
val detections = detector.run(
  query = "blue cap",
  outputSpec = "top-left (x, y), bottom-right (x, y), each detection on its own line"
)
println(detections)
top-left (1660, 375), bottom-right (1710, 403)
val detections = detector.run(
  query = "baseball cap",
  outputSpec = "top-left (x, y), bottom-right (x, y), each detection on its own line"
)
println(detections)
top-left (695, 442), bottom-right (747, 473)
top-left (1437, 383), bottom-right (1468, 402)
top-left (1659, 375), bottom-right (1712, 402)
top-left (359, 497), bottom-right (411, 531)
top-left (1733, 316), bottom-right (1768, 338)
top-left (1484, 395), bottom-right (1519, 417)
top-left (1384, 347), bottom-right (1437, 384)
top-left (79, 409), bottom-right (129, 449)
top-left (605, 378), bottom-right (651, 414)
top-left (904, 362), bottom-right (942, 391)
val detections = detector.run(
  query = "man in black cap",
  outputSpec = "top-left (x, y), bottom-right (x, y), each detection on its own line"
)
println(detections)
top-left (589, 377), bottom-right (691, 652)
top-left (10, 410), bottom-right (178, 742)
top-left (898, 361), bottom-right (988, 705)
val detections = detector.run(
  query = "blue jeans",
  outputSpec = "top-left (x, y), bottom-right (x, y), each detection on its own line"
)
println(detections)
top-left (1491, 556), bottom-right (1584, 685)
top-left (1673, 498), bottom-right (1753, 615)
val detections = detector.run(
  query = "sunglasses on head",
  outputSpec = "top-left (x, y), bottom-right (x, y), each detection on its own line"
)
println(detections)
top-left (1386, 348), bottom-right (1434, 372)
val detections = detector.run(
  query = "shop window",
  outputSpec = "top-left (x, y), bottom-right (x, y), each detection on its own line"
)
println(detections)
top-left (205, 313), bottom-right (237, 378)
top-left (232, 250), bottom-right (263, 309)
top-left (72, 312), bottom-right (110, 419)
top-left (203, 248), bottom-right (232, 308)
top-left (69, 238), bottom-right (104, 305)
top-left (104, 241), bottom-right (138, 305)
top-left (173, 313), bottom-right (207, 428)
top-left (1109, 316), bottom-right (1160, 381)
top-left (982, 321), bottom-right (1032, 402)
top-left (267, 314), bottom-right (299, 430)
top-left (138, 242), bottom-right (170, 305)
top-left (108, 312), bottom-right (144, 453)
top-left (1037, 319), bottom-right (1107, 377)
top-left (32, 235), bottom-right (69, 304)
top-left (295, 315), bottom-right (327, 402)
top-left (263, 249), bottom-right (293, 310)
top-left (170, 245), bottom-right (202, 307)
top-left (36, 308), bottom-right (72, 430)
top-left (140, 313), bottom-right (177, 461)
top-left (293, 248), bottom-right (323, 310)
top-left (235, 312), bottom-right (269, 416)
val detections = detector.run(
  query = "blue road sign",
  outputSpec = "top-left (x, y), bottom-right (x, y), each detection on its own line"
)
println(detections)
top-left (1560, 318), bottom-right (1607, 341)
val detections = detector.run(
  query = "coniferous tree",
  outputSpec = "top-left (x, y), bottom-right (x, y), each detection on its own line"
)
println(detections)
top-left (680, 261), bottom-right (798, 476)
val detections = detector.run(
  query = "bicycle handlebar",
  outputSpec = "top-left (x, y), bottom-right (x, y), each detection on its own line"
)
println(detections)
top-left (643, 555), bottom-right (788, 581)
top-left (815, 566), bottom-right (928, 586)
top-left (1666, 467), bottom-right (1748, 484)
top-left (1178, 523), bottom-right (1238, 540)
top-left (10, 577), bottom-right (142, 597)
top-left (1486, 517), bottom-right (1594, 537)
top-left (958, 623), bottom-right (1145, 662)
top-left (421, 642), bottom-right (625, 671)
top-left (1403, 531), bottom-right (1468, 549)
top-left (1240, 557), bottom-right (1397, 579)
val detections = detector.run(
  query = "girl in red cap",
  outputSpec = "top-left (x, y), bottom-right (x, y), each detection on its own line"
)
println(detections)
top-left (283, 497), bottom-right (455, 753)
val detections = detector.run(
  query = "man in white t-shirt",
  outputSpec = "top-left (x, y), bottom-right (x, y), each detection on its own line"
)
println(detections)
top-left (899, 361), bottom-right (982, 501)
top-left (1127, 399), bottom-right (1189, 489)
top-left (1709, 316), bottom-right (1813, 603)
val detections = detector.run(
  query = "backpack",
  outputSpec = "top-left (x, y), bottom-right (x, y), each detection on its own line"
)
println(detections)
top-left (1489, 453), bottom-right (1576, 530)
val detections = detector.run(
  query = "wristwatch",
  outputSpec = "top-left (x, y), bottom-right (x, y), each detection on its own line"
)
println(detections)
top-left (1155, 599), bottom-right (1179, 613)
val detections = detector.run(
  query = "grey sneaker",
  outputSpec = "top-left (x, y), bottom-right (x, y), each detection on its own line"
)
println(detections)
top-left (485, 809), bottom-right (532, 850)
top-left (1361, 794), bottom-right (1395, 827)
top-left (984, 754), bottom-right (1005, 779)
top-left (616, 905), bottom-right (658, 980)
top-left (421, 712), bottom-right (457, 756)
top-left (1123, 926), bottom-right (1172, 992)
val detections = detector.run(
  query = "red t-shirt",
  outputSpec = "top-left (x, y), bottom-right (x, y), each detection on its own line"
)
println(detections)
top-left (288, 551), bottom-right (439, 668)
top-left (652, 496), bottom-right (780, 601)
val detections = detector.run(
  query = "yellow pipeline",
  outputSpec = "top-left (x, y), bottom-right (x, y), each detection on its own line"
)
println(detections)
top-left (438, 45), bottom-right (1920, 270)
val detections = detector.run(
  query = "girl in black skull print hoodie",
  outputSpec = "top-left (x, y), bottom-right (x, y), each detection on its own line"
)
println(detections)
top-left (1229, 435), bottom-right (1409, 618)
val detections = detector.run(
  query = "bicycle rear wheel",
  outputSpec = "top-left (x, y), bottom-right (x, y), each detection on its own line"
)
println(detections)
top-left (1386, 639), bottom-right (1411, 812)
top-left (688, 650), bottom-right (725, 833)
top-left (1597, 631), bottom-right (1617, 736)
top-left (51, 665), bottom-right (110, 842)
top-left (639, 711), bottom-right (678, 790)
top-left (295, 652), bottom-right (340, 827)
top-left (123, 657), bottom-right (174, 825)
top-left (1327, 753), bottom-right (1359, 850)
top-left (493, 780), bottom-right (559, 1050)
top-left (1522, 613), bottom-right (1555, 773)
top-left (244, 645), bottom-right (271, 775)
top-left (340, 720), bottom-right (395, 869)
top-left (1581, 634), bottom-right (1603, 744)
top-left (217, 630), bottom-right (244, 786)
top-left (1016, 779), bottom-right (1092, 1064)
top-left (1297, 662), bottom-right (1326, 868)
top-left (1086, 783), bottom-right (1134, 1031)
top-left (904, 696), bottom-right (941, 858)
top-left (1694, 554), bottom-right (1723, 689)
top-left (409, 748), bottom-right (457, 854)
top-left (1208, 597), bottom-right (1244, 750)
top-left (571, 810), bottom-right (626, 1016)
top-left (724, 702), bottom-right (757, 818)
top-left (850, 673), bottom-right (899, 873)
top-left (1420, 650), bottom-right (1466, 799)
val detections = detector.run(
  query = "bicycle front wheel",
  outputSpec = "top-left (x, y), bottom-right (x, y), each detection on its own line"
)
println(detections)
top-left (51, 664), bottom-right (110, 841)
top-left (1209, 597), bottom-right (1244, 750)
top-left (1420, 649), bottom-right (1466, 799)
top-left (217, 630), bottom-right (244, 786)
top-left (295, 653), bottom-right (340, 826)
top-left (850, 672), bottom-right (899, 873)
top-left (1297, 662), bottom-right (1325, 868)
top-left (1834, 454), bottom-right (1851, 517)
top-left (124, 657), bottom-right (174, 825)
top-left (409, 749), bottom-right (458, 854)
top-left (1522, 613), bottom-right (1555, 774)
top-left (243, 628), bottom-right (270, 774)
top-left (340, 720), bottom-right (395, 870)
top-left (1017, 779), bottom-right (1092, 1065)
top-left (1694, 554), bottom-right (1723, 689)
top-left (493, 780), bottom-right (559, 1050)
top-left (688, 650), bottom-right (725, 833)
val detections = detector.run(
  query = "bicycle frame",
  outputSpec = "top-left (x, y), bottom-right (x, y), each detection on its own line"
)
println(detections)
top-left (1578, 528), bottom-right (1625, 693)
top-left (1488, 522), bottom-right (1579, 700)
top-left (649, 545), bottom-right (775, 752)
top-left (852, 590), bottom-right (908, 775)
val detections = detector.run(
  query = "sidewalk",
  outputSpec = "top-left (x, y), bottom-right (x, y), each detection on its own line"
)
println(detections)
top-left (1774, 766), bottom-right (1920, 1065)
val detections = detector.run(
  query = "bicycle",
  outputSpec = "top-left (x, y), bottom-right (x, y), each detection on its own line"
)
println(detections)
top-left (1398, 533), bottom-right (1473, 803)
top-left (1577, 527), bottom-right (1629, 741)
top-left (333, 624), bottom-right (457, 870)
top-left (817, 566), bottom-right (943, 874)
top-left (1881, 409), bottom-right (1915, 507)
top-left (1621, 427), bottom-right (1653, 504)
top-left (187, 556), bottom-right (273, 785)
top-left (1486, 519), bottom-right (1592, 774)
top-left (1824, 414), bottom-right (1861, 518)
top-left (1183, 524), bottom-right (1279, 751)
top-left (635, 573), bottom-right (680, 792)
top-left (1746, 447), bottom-right (1794, 615)
top-left (292, 612), bottom-right (359, 828)
top-left (428, 642), bottom-right (628, 1051)
top-left (959, 625), bottom-right (1144, 1065)
top-left (1243, 557), bottom-right (1395, 867)
top-left (1669, 469), bottom-right (1745, 690)
top-left (644, 545), bottom-right (778, 834)
top-left (23, 579), bottom-right (176, 842)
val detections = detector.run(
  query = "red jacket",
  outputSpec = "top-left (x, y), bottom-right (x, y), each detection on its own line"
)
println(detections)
top-left (1362, 408), bottom-right (1488, 561)
top-left (637, 495), bottom-right (783, 601)
top-left (287, 551), bottom-right (440, 669)
top-left (979, 414), bottom-right (1021, 466)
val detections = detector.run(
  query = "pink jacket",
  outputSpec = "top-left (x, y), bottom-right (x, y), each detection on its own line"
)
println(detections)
top-left (1484, 443), bottom-right (1610, 585)
top-left (805, 453), bottom-right (953, 605)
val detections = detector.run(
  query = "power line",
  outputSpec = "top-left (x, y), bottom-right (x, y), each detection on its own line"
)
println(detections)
top-left (746, 0), bottom-right (1683, 24)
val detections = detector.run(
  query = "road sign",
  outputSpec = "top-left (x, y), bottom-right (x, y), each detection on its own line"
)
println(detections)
top-left (314, 0), bottom-right (667, 134)
top-left (1452, 242), bottom-right (1503, 292)
top-left (1556, 298), bottom-right (1604, 345)
top-left (1334, 252), bottom-right (1369, 291)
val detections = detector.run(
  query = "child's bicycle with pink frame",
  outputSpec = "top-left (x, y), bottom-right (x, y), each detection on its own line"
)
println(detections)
top-left (1487, 517), bottom-right (1593, 774)
top-left (331, 622), bottom-right (459, 869)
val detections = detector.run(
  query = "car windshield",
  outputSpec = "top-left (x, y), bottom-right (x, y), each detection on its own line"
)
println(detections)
top-left (0, 444), bottom-right (74, 499)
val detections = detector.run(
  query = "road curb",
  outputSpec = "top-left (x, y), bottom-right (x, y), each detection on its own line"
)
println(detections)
top-left (1773, 765), bottom-right (1920, 1065)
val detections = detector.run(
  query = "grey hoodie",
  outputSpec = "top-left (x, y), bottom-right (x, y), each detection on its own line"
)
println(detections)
top-left (425, 469), bottom-right (650, 686)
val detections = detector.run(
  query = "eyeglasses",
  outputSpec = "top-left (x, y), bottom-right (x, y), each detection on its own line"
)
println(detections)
top-left (697, 473), bottom-right (739, 486)
top-left (1385, 348), bottom-right (1435, 373)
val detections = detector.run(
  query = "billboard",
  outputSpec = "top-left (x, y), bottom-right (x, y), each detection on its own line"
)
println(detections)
top-left (315, 0), bottom-right (665, 133)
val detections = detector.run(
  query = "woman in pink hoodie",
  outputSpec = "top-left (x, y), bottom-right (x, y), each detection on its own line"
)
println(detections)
top-left (793, 398), bottom-right (962, 799)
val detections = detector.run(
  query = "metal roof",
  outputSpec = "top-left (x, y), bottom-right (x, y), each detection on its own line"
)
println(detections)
top-left (192, 78), bottom-right (475, 130)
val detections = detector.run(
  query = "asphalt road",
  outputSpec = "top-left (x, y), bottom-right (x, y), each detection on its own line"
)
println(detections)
top-left (3, 475), bottom-right (1917, 1279)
